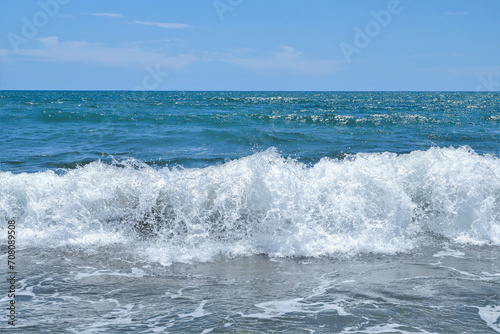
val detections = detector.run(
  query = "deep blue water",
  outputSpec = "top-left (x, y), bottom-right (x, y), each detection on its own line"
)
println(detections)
top-left (1, 91), bottom-right (498, 172)
top-left (0, 91), bottom-right (499, 333)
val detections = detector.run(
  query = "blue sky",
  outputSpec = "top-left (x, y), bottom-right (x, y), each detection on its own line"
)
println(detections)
top-left (0, 0), bottom-right (499, 91)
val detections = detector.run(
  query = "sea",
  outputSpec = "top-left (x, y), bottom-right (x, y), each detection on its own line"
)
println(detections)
top-left (0, 91), bottom-right (499, 333)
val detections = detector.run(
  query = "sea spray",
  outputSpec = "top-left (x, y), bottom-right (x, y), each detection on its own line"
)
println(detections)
top-left (1, 146), bottom-right (498, 265)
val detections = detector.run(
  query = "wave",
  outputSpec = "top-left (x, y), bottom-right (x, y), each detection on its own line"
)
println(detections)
top-left (1, 146), bottom-right (499, 265)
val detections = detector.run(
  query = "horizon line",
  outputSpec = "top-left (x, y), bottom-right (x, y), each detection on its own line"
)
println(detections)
top-left (1, 89), bottom-right (498, 93)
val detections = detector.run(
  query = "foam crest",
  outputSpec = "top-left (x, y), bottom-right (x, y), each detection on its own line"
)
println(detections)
top-left (1, 146), bottom-right (499, 265)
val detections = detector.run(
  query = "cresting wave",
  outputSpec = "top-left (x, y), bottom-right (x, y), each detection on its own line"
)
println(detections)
top-left (1, 146), bottom-right (499, 265)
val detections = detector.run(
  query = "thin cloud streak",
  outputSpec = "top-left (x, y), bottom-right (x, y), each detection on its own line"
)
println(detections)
top-left (134, 21), bottom-right (192, 29)
top-left (91, 13), bottom-right (124, 18)
top-left (410, 53), bottom-right (469, 58)
top-left (444, 11), bottom-right (468, 16)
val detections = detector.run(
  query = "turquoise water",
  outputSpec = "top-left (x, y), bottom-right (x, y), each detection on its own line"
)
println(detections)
top-left (0, 91), bottom-right (499, 333)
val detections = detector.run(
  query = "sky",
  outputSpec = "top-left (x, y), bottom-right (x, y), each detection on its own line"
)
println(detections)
top-left (0, 0), bottom-right (499, 91)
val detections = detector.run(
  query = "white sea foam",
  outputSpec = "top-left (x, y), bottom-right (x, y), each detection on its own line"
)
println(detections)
top-left (242, 298), bottom-right (349, 319)
top-left (1, 146), bottom-right (499, 265)
top-left (432, 249), bottom-right (465, 258)
top-left (73, 267), bottom-right (145, 280)
top-left (341, 323), bottom-right (441, 334)
top-left (178, 300), bottom-right (211, 319)
top-left (477, 305), bottom-right (500, 333)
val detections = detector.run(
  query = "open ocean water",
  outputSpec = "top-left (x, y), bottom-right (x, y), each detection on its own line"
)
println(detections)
top-left (0, 91), bottom-right (499, 333)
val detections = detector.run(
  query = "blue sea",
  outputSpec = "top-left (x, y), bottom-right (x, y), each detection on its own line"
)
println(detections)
top-left (1, 91), bottom-right (499, 333)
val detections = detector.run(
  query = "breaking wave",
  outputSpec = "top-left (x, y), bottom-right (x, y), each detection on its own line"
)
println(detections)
top-left (1, 146), bottom-right (499, 265)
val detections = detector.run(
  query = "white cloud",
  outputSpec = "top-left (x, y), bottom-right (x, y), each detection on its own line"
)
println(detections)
top-left (444, 11), bottom-right (468, 16)
top-left (134, 21), bottom-right (192, 29)
top-left (410, 53), bottom-right (469, 58)
top-left (91, 13), bottom-right (124, 18)
top-left (1, 39), bottom-right (337, 76)
top-left (215, 46), bottom-right (337, 74)
top-left (1, 36), bottom-right (197, 69)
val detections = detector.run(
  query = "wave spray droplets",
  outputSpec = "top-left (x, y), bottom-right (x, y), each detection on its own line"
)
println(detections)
top-left (1, 146), bottom-right (499, 265)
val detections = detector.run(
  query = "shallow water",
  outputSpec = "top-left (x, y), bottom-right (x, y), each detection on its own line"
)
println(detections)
top-left (2, 244), bottom-right (498, 333)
